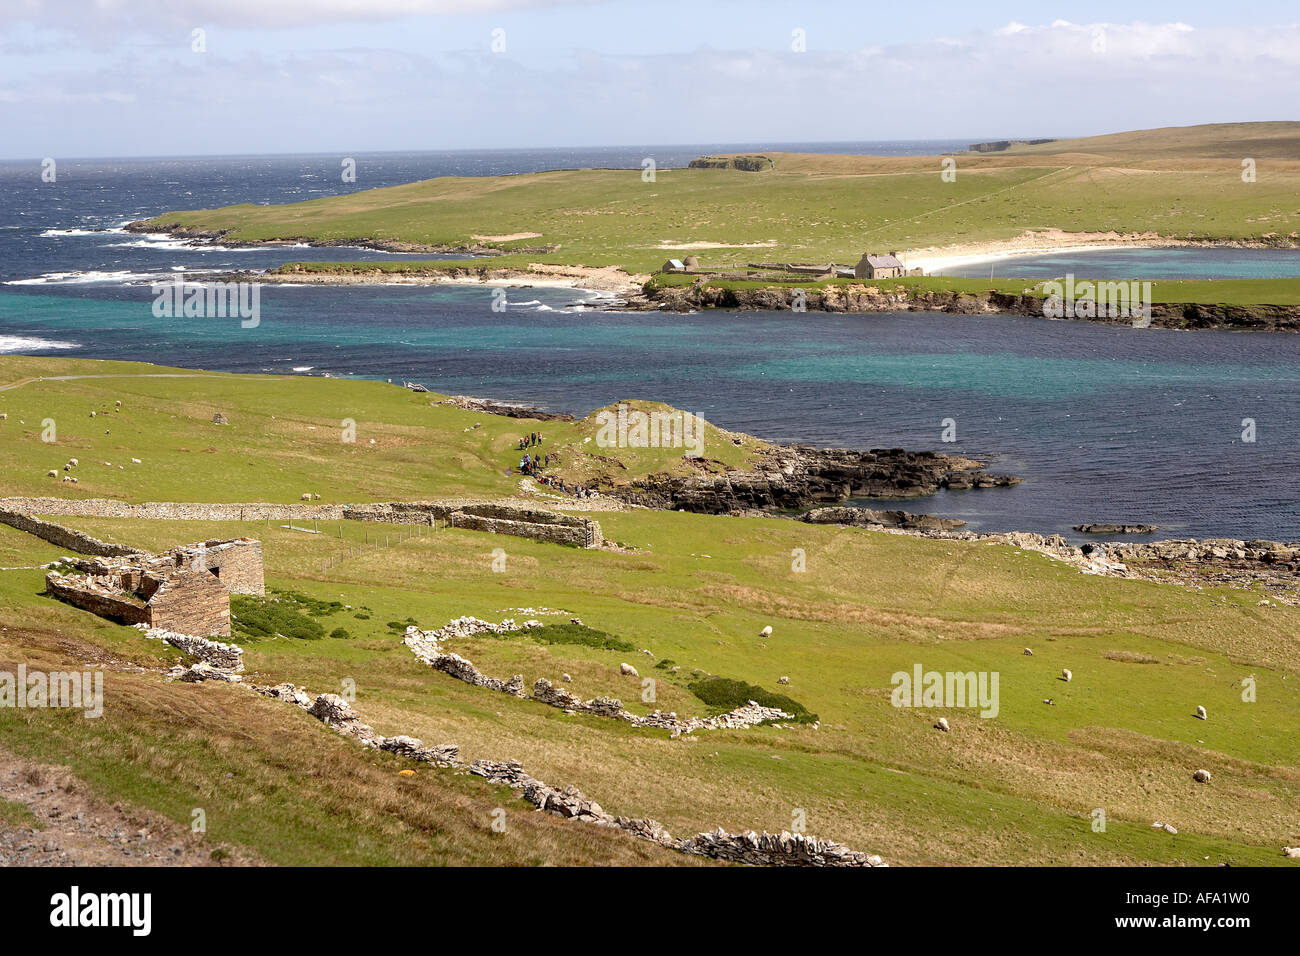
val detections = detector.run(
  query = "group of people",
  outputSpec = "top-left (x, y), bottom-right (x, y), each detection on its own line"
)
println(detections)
top-left (510, 431), bottom-right (596, 498)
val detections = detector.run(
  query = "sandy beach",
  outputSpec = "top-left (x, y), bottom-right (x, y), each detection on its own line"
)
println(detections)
top-left (903, 229), bottom-right (1298, 274)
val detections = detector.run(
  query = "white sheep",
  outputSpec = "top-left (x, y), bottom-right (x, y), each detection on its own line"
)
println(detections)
top-left (1195, 705), bottom-right (1207, 720)
top-left (1061, 668), bottom-right (1072, 682)
top-left (46, 470), bottom-right (57, 478)
top-left (1284, 847), bottom-right (1300, 858)
top-left (1193, 769), bottom-right (1212, 783)
top-left (934, 717), bottom-right (950, 732)
top-left (619, 662), bottom-right (639, 677)
top-left (301, 493), bottom-right (311, 501)
top-left (778, 676), bottom-right (789, 684)
top-left (1023, 647), bottom-right (1033, 656)
top-left (760, 625), bottom-right (773, 637)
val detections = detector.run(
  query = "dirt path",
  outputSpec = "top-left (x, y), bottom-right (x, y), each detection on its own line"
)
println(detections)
top-left (0, 747), bottom-right (255, 866)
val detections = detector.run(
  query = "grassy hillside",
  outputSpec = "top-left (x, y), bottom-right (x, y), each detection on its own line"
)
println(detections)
top-left (1, 355), bottom-right (1298, 866)
top-left (137, 123), bottom-right (1300, 276)
top-left (0, 357), bottom-right (761, 503)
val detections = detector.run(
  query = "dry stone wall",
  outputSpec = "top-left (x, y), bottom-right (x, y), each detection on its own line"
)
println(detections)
top-left (0, 497), bottom-right (601, 549)
top-left (143, 616), bottom-right (883, 866)
top-left (0, 509), bottom-right (143, 557)
top-left (406, 617), bottom-right (793, 737)
top-left (45, 573), bottom-right (150, 626)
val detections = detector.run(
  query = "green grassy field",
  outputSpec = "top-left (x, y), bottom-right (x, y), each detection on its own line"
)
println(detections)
top-left (1, 355), bottom-right (1298, 866)
top-left (0, 356), bottom-right (759, 503)
top-left (139, 123), bottom-right (1300, 280)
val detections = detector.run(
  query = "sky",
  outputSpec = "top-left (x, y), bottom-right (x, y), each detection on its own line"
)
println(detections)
top-left (1, 0), bottom-right (1297, 158)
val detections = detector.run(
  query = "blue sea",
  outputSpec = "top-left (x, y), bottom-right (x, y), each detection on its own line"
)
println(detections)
top-left (2, 145), bottom-right (1300, 542)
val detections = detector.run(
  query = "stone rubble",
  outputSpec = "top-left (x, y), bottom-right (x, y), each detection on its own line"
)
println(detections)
top-left (141, 626), bottom-right (245, 672)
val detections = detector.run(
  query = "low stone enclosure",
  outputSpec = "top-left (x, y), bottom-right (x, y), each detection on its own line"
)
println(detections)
top-left (0, 497), bottom-right (602, 550)
top-left (45, 538), bottom-right (264, 638)
top-left (403, 616), bottom-right (796, 737)
top-left (156, 624), bottom-right (883, 867)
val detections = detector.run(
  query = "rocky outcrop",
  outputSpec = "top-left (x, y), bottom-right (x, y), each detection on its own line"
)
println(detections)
top-left (443, 395), bottom-right (575, 422)
top-left (804, 506), bottom-right (966, 531)
top-left (609, 444), bottom-right (1018, 513)
top-left (1074, 523), bottom-right (1159, 534)
top-left (687, 154), bottom-right (774, 171)
top-left (642, 282), bottom-right (1300, 331)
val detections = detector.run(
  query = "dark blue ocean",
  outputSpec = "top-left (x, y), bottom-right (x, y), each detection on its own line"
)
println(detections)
top-left (2, 146), bottom-right (1300, 541)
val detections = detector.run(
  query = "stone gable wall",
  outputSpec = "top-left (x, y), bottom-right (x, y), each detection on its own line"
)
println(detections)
top-left (147, 570), bottom-right (231, 636)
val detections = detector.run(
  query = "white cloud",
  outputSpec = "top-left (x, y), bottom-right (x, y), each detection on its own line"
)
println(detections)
top-left (2, 0), bottom-right (599, 31)
top-left (2, 19), bottom-right (1297, 155)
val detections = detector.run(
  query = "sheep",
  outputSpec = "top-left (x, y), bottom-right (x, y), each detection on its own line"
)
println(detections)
top-left (619, 663), bottom-right (639, 677)
top-left (68, 458), bottom-right (78, 466)
top-left (561, 673), bottom-right (572, 683)
top-left (46, 470), bottom-right (57, 478)
top-left (1060, 668), bottom-right (1072, 682)
top-left (1195, 705), bottom-right (1207, 720)
top-left (934, 717), bottom-right (950, 732)
top-left (778, 676), bottom-right (790, 684)
top-left (760, 625), bottom-right (773, 637)
top-left (1023, 647), bottom-right (1033, 656)
top-left (1193, 769), bottom-right (1212, 783)
top-left (301, 493), bottom-right (311, 501)
top-left (89, 411), bottom-right (96, 418)
top-left (1284, 847), bottom-right (1300, 858)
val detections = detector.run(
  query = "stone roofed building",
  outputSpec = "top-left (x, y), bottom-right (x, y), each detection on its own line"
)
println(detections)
top-left (854, 252), bottom-right (905, 279)
top-left (45, 537), bottom-right (263, 638)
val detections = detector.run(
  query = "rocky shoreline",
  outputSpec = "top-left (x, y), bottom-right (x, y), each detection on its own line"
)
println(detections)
top-left (131, 220), bottom-right (1300, 329)
top-left (605, 443), bottom-right (1019, 513)
top-left (640, 283), bottom-right (1300, 331)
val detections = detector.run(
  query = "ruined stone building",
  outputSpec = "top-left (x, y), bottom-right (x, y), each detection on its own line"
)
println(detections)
top-left (46, 538), bottom-right (263, 638)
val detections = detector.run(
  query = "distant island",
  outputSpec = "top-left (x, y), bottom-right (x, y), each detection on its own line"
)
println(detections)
top-left (131, 122), bottom-right (1300, 327)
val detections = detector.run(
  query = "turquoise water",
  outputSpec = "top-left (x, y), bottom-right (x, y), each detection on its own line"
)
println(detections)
top-left (936, 246), bottom-right (1300, 279)
top-left (3, 152), bottom-right (1300, 541)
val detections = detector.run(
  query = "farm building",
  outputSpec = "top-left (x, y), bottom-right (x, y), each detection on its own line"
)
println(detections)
top-left (854, 253), bottom-right (905, 279)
